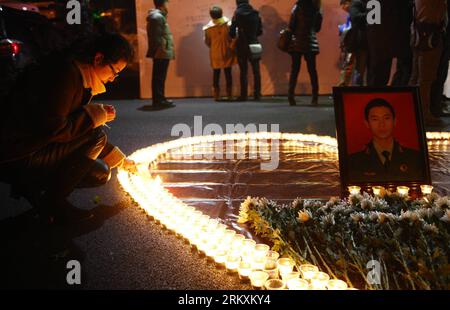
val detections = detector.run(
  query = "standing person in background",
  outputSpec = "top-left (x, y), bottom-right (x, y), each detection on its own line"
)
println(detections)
top-left (203, 6), bottom-right (237, 102)
top-left (430, 1), bottom-right (450, 117)
top-left (287, 0), bottom-right (323, 106)
top-left (230, 0), bottom-right (263, 102)
top-left (146, 0), bottom-right (175, 109)
top-left (348, 0), bottom-right (368, 86)
top-left (338, 0), bottom-right (367, 87)
top-left (409, 0), bottom-right (448, 126)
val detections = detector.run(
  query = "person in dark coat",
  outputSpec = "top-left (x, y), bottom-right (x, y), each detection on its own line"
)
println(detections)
top-left (348, 98), bottom-right (423, 182)
top-left (0, 32), bottom-right (136, 224)
top-left (287, 0), bottom-right (323, 106)
top-left (229, 0), bottom-right (263, 101)
top-left (365, 0), bottom-right (411, 87)
top-left (146, 0), bottom-right (175, 108)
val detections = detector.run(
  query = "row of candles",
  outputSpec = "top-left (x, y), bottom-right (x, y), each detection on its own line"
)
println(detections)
top-left (348, 185), bottom-right (434, 197)
top-left (117, 132), bottom-right (448, 291)
top-left (118, 171), bottom-right (354, 290)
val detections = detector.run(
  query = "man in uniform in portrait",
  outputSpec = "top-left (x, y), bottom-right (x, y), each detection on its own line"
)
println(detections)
top-left (348, 98), bottom-right (424, 182)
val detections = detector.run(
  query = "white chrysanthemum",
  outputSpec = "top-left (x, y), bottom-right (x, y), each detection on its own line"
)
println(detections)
top-left (440, 210), bottom-right (450, 223)
top-left (436, 197), bottom-right (450, 209)
top-left (361, 199), bottom-right (374, 210)
top-left (297, 210), bottom-right (312, 223)
top-left (423, 223), bottom-right (439, 234)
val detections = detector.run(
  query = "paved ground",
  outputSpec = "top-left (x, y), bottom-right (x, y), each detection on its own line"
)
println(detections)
top-left (1, 96), bottom-right (449, 289)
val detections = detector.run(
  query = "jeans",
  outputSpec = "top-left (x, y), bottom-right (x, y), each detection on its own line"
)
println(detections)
top-left (237, 54), bottom-right (261, 98)
top-left (152, 58), bottom-right (170, 104)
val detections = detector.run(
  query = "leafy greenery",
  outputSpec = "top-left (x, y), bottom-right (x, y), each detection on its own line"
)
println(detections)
top-left (238, 192), bottom-right (450, 290)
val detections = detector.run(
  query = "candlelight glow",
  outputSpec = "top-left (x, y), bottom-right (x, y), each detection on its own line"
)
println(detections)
top-left (117, 132), bottom-right (449, 290)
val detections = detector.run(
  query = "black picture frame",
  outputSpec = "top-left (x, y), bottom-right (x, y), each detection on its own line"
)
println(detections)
top-left (333, 86), bottom-right (432, 197)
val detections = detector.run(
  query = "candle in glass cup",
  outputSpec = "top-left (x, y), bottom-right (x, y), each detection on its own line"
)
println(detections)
top-left (327, 279), bottom-right (348, 290)
top-left (282, 271), bottom-right (300, 281)
top-left (231, 234), bottom-right (245, 250)
top-left (277, 258), bottom-right (295, 276)
top-left (238, 261), bottom-right (252, 280)
top-left (420, 185), bottom-right (433, 195)
top-left (264, 279), bottom-right (285, 290)
top-left (397, 186), bottom-right (410, 197)
top-left (310, 272), bottom-right (330, 290)
top-left (266, 250), bottom-right (280, 261)
top-left (300, 264), bottom-right (319, 280)
top-left (254, 244), bottom-right (270, 258)
top-left (225, 255), bottom-right (241, 273)
top-left (252, 256), bottom-right (266, 270)
top-left (372, 186), bottom-right (384, 196)
top-left (263, 258), bottom-right (279, 279)
top-left (287, 278), bottom-right (309, 290)
top-left (348, 186), bottom-right (361, 195)
top-left (214, 249), bottom-right (228, 266)
top-left (249, 271), bottom-right (269, 288)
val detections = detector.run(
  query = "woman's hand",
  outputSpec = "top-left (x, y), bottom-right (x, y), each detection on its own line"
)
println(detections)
top-left (121, 158), bottom-right (138, 174)
top-left (103, 104), bottom-right (116, 123)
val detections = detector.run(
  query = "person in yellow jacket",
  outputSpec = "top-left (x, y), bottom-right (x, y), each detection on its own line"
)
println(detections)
top-left (203, 6), bottom-right (237, 101)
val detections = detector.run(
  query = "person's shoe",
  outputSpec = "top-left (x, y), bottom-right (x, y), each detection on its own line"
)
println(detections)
top-left (236, 96), bottom-right (248, 102)
top-left (226, 87), bottom-right (233, 102)
top-left (253, 94), bottom-right (262, 101)
top-left (288, 96), bottom-right (296, 106)
top-left (162, 98), bottom-right (173, 105)
top-left (311, 95), bottom-right (319, 106)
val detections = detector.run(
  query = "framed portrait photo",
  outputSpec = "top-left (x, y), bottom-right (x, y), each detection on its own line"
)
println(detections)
top-left (333, 87), bottom-right (431, 195)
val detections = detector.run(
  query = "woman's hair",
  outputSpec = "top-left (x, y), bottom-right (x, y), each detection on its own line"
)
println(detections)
top-left (72, 32), bottom-right (134, 65)
top-left (210, 6), bottom-right (223, 19)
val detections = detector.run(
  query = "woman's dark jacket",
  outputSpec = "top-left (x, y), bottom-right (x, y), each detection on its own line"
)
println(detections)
top-left (288, 0), bottom-right (323, 54)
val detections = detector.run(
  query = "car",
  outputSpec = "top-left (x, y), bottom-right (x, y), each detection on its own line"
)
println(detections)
top-left (0, 3), bottom-right (64, 100)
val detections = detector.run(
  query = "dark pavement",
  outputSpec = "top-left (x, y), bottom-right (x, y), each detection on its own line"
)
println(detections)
top-left (1, 97), bottom-right (449, 289)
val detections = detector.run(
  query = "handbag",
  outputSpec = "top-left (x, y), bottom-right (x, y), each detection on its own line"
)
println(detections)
top-left (248, 43), bottom-right (263, 60)
top-left (277, 28), bottom-right (292, 52)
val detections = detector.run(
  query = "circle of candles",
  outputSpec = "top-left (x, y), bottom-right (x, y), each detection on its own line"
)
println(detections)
top-left (310, 272), bottom-right (330, 290)
top-left (287, 278), bottom-right (309, 290)
top-left (299, 264), bottom-right (319, 280)
top-left (397, 186), bottom-right (410, 197)
top-left (282, 271), bottom-right (301, 281)
top-left (372, 186), bottom-right (384, 196)
top-left (254, 244), bottom-right (270, 258)
top-left (264, 279), bottom-right (285, 290)
top-left (327, 279), bottom-right (348, 290)
top-left (420, 185), bottom-right (433, 195)
top-left (238, 261), bottom-right (252, 280)
top-left (249, 271), bottom-right (270, 288)
top-left (263, 258), bottom-right (279, 279)
top-left (277, 258), bottom-right (295, 275)
top-left (348, 186), bottom-right (361, 195)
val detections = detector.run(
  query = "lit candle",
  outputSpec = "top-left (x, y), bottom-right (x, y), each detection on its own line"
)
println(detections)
top-left (282, 271), bottom-right (300, 281)
top-left (264, 279), bottom-right (285, 290)
top-left (249, 271), bottom-right (270, 288)
top-left (420, 185), bottom-right (433, 195)
top-left (310, 272), bottom-right (330, 290)
top-left (299, 264), bottom-right (319, 280)
top-left (327, 279), bottom-right (348, 290)
top-left (277, 258), bottom-right (295, 276)
top-left (214, 249), bottom-right (228, 266)
top-left (252, 256), bottom-right (266, 270)
top-left (287, 278), bottom-right (309, 290)
top-left (397, 186), bottom-right (410, 197)
top-left (238, 261), bottom-right (252, 280)
top-left (254, 244), bottom-right (270, 258)
top-left (348, 186), bottom-right (361, 195)
top-left (266, 250), bottom-right (280, 261)
top-left (263, 258), bottom-right (279, 279)
top-left (225, 255), bottom-right (241, 273)
top-left (372, 186), bottom-right (384, 196)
